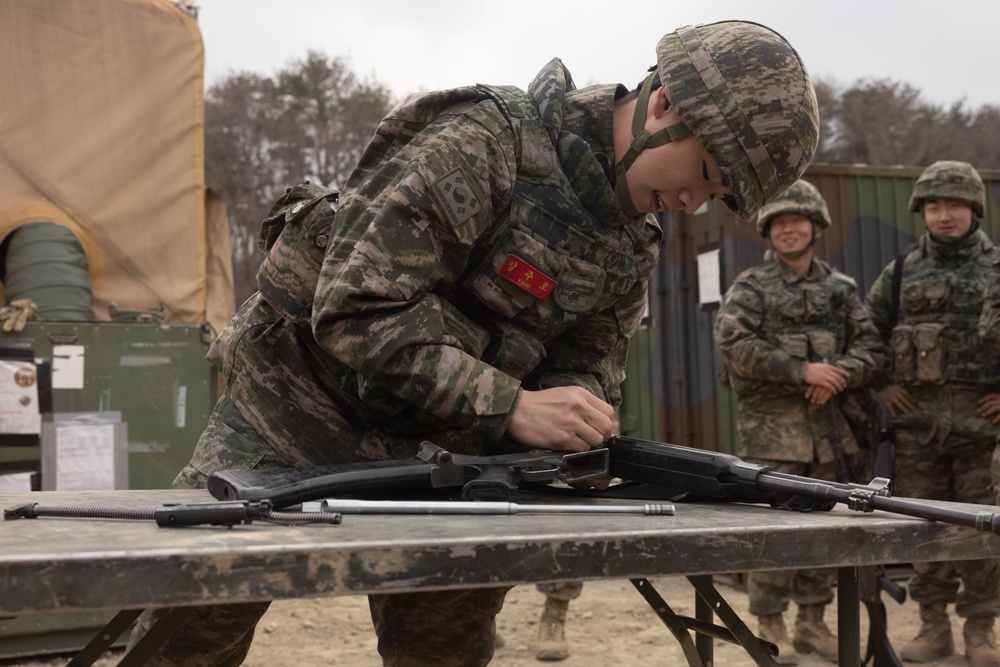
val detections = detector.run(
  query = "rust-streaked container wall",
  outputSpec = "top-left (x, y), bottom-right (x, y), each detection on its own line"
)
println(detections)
top-left (618, 163), bottom-right (1000, 452)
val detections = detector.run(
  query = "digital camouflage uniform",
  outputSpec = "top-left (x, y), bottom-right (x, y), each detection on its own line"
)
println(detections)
top-left (716, 253), bottom-right (881, 467)
top-left (129, 59), bottom-right (660, 667)
top-left (715, 249), bottom-right (882, 615)
top-left (866, 223), bottom-right (1000, 619)
top-left (128, 19), bottom-right (821, 667)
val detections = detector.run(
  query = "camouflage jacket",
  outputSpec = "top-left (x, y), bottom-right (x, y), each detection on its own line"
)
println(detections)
top-left (714, 251), bottom-right (882, 463)
top-left (209, 59), bottom-right (661, 467)
top-left (865, 228), bottom-right (1000, 442)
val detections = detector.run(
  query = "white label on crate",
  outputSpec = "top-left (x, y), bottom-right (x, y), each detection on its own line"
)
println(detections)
top-left (176, 385), bottom-right (187, 429)
top-left (0, 359), bottom-right (40, 434)
top-left (52, 344), bottom-right (85, 389)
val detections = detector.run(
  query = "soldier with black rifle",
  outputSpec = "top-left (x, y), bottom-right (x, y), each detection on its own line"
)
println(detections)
top-left (122, 20), bottom-right (820, 667)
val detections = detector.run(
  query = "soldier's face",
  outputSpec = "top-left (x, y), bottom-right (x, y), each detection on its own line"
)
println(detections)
top-left (624, 88), bottom-right (731, 215)
top-left (768, 213), bottom-right (816, 254)
top-left (922, 197), bottom-right (974, 242)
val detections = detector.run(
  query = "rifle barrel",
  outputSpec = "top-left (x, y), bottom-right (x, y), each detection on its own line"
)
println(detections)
top-left (315, 499), bottom-right (674, 516)
top-left (756, 473), bottom-right (1000, 535)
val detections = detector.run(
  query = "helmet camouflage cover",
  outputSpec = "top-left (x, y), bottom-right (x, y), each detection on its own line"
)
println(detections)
top-left (908, 160), bottom-right (986, 218)
top-left (657, 21), bottom-right (819, 221)
top-left (755, 179), bottom-right (831, 238)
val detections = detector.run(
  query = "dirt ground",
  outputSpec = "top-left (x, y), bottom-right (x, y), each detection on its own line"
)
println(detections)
top-left (7, 572), bottom-right (980, 667)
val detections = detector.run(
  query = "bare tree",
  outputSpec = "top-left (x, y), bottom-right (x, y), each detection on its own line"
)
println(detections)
top-left (968, 105), bottom-right (1000, 170)
top-left (274, 51), bottom-right (393, 189)
top-left (812, 77), bottom-right (842, 163)
top-left (833, 79), bottom-right (936, 166)
top-left (811, 78), bottom-right (1000, 171)
top-left (205, 53), bottom-right (394, 302)
top-left (204, 72), bottom-right (286, 299)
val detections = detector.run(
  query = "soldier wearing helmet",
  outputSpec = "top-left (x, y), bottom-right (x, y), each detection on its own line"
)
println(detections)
top-left (715, 179), bottom-right (882, 663)
top-left (129, 21), bottom-right (819, 667)
top-left (866, 161), bottom-right (1000, 667)
top-left (909, 160), bottom-right (987, 219)
top-left (756, 179), bottom-right (832, 243)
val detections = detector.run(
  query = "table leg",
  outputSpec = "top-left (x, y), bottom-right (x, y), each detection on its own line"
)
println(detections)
top-left (838, 566), bottom-right (861, 667)
top-left (687, 575), bottom-right (776, 666)
top-left (67, 609), bottom-right (143, 667)
top-left (631, 578), bottom-right (706, 667)
top-left (691, 575), bottom-right (715, 666)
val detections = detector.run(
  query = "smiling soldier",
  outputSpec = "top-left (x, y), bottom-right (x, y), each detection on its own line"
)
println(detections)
top-left (714, 179), bottom-right (883, 664)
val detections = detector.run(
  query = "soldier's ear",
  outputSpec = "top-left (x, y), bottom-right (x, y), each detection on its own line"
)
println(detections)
top-left (651, 86), bottom-right (673, 118)
top-left (813, 222), bottom-right (824, 240)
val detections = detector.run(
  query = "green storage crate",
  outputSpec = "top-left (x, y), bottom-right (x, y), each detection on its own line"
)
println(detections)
top-left (0, 320), bottom-right (214, 659)
top-left (0, 320), bottom-right (213, 488)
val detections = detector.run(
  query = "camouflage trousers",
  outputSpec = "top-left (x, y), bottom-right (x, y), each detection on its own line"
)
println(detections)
top-left (125, 396), bottom-right (512, 667)
top-left (894, 428), bottom-right (1000, 618)
top-left (745, 459), bottom-right (838, 616)
top-left (128, 589), bottom-right (512, 667)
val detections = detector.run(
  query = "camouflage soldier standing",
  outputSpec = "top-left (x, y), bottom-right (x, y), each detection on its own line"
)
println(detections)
top-left (866, 161), bottom-right (1000, 667)
top-left (126, 21), bottom-right (820, 667)
top-left (714, 180), bottom-right (882, 664)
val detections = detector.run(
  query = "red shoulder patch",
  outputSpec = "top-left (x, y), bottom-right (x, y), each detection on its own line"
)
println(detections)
top-left (498, 254), bottom-right (557, 299)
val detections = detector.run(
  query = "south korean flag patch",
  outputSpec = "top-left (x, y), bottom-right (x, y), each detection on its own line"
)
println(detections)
top-left (431, 168), bottom-right (483, 226)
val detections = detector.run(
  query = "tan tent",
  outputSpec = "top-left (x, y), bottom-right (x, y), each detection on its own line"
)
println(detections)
top-left (0, 0), bottom-right (234, 330)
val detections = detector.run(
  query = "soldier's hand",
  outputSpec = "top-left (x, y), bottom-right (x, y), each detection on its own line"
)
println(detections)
top-left (805, 385), bottom-right (835, 405)
top-left (977, 394), bottom-right (1000, 423)
top-left (0, 298), bottom-right (38, 333)
top-left (878, 384), bottom-right (916, 417)
top-left (802, 362), bottom-right (849, 394)
top-left (507, 386), bottom-right (615, 452)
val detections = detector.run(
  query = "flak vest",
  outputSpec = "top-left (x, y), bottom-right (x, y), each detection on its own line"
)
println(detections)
top-left (891, 232), bottom-right (1000, 386)
top-left (725, 259), bottom-right (856, 398)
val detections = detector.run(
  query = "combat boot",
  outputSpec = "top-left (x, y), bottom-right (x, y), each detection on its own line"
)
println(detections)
top-left (964, 616), bottom-right (1000, 667)
top-left (758, 614), bottom-right (797, 665)
top-left (900, 601), bottom-right (954, 662)
top-left (535, 597), bottom-right (570, 661)
top-left (793, 604), bottom-right (838, 662)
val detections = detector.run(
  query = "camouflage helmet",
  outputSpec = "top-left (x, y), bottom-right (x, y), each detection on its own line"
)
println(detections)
top-left (755, 179), bottom-right (831, 238)
top-left (657, 21), bottom-right (820, 221)
top-left (908, 160), bottom-right (985, 218)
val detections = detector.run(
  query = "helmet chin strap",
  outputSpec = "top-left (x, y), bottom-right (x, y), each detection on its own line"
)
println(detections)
top-left (775, 244), bottom-right (814, 261)
top-left (614, 72), bottom-right (692, 218)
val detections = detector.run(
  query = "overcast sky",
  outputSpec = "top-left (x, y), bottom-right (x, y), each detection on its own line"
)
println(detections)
top-left (197, 0), bottom-right (999, 110)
